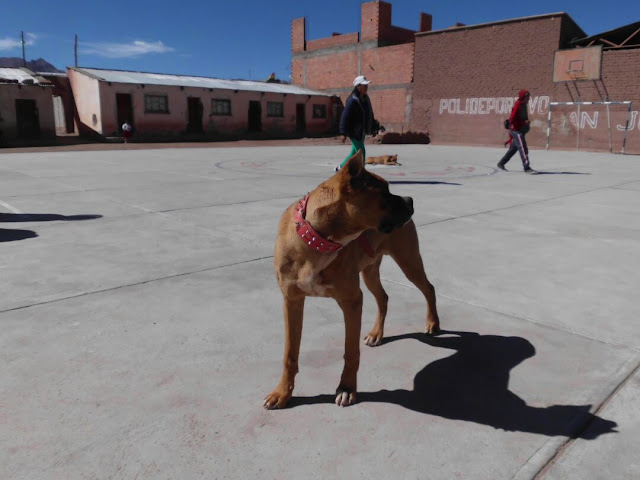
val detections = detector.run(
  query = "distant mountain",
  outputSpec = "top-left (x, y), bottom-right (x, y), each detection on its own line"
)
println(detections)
top-left (0, 57), bottom-right (63, 73)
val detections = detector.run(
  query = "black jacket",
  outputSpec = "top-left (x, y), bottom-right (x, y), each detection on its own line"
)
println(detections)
top-left (339, 89), bottom-right (375, 140)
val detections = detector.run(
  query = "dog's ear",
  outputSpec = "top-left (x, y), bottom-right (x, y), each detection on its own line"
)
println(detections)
top-left (341, 149), bottom-right (365, 190)
top-left (344, 149), bottom-right (364, 178)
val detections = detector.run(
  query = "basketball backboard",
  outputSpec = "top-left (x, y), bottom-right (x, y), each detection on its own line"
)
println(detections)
top-left (553, 45), bottom-right (602, 82)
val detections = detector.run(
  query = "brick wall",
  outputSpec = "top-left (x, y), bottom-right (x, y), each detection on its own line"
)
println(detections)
top-left (361, 1), bottom-right (383, 43)
top-left (291, 3), bottom-right (640, 153)
top-left (301, 51), bottom-right (360, 90)
top-left (412, 16), bottom-right (563, 147)
top-left (411, 15), bottom-right (640, 153)
top-left (307, 33), bottom-right (360, 52)
top-left (292, 18), bottom-right (305, 54)
top-left (361, 44), bottom-right (414, 85)
top-left (547, 49), bottom-right (640, 153)
top-left (291, 58), bottom-right (305, 87)
top-left (383, 26), bottom-right (417, 45)
top-left (296, 44), bottom-right (414, 131)
top-left (291, 1), bottom-right (417, 132)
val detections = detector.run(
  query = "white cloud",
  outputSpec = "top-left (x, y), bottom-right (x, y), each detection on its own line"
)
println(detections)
top-left (79, 40), bottom-right (175, 58)
top-left (0, 33), bottom-right (36, 51)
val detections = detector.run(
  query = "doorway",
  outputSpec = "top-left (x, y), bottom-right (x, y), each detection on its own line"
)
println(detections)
top-left (248, 101), bottom-right (262, 132)
top-left (15, 99), bottom-right (41, 138)
top-left (116, 93), bottom-right (133, 133)
top-left (187, 97), bottom-right (203, 133)
top-left (296, 103), bottom-right (306, 133)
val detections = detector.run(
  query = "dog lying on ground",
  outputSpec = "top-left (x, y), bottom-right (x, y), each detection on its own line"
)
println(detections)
top-left (263, 150), bottom-right (440, 409)
top-left (365, 154), bottom-right (401, 166)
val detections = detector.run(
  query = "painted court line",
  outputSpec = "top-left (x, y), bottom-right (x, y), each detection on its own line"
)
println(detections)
top-left (0, 200), bottom-right (23, 214)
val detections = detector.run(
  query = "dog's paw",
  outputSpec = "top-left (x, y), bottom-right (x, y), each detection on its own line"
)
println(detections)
top-left (263, 389), bottom-right (292, 410)
top-left (335, 387), bottom-right (357, 407)
top-left (425, 321), bottom-right (440, 336)
top-left (364, 329), bottom-right (384, 347)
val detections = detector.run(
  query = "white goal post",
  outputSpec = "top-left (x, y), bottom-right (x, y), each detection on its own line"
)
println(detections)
top-left (546, 101), bottom-right (633, 154)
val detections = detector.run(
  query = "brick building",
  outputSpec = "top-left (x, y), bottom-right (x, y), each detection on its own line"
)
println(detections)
top-left (292, 1), bottom-right (640, 154)
top-left (291, 1), bottom-right (432, 133)
top-left (413, 15), bottom-right (640, 154)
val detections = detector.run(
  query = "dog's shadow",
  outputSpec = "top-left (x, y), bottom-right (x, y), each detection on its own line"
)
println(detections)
top-left (291, 330), bottom-right (617, 439)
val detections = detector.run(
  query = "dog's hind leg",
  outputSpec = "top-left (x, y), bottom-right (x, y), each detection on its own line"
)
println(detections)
top-left (388, 223), bottom-right (440, 335)
top-left (264, 293), bottom-right (305, 409)
top-left (362, 257), bottom-right (389, 346)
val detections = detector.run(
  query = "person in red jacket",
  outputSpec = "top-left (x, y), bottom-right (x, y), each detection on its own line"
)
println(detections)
top-left (498, 90), bottom-right (535, 173)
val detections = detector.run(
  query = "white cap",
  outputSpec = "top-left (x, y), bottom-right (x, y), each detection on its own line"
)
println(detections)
top-left (353, 75), bottom-right (371, 87)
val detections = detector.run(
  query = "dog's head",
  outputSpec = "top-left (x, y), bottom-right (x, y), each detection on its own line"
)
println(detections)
top-left (389, 155), bottom-right (398, 163)
top-left (337, 150), bottom-right (413, 234)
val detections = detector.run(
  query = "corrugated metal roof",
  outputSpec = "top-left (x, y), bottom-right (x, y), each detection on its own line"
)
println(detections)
top-left (0, 67), bottom-right (51, 85)
top-left (37, 71), bottom-right (68, 77)
top-left (72, 67), bottom-right (332, 96)
top-left (571, 21), bottom-right (640, 48)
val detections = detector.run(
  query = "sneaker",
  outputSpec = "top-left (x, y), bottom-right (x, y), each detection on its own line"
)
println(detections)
top-left (497, 163), bottom-right (507, 171)
top-left (524, 167), bottom-right (536, 174)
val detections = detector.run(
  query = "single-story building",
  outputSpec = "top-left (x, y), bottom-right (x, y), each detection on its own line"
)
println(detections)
top-left (67, 67), bottom-right (338, 141)
top-left (0, 68), bottom-right (56, 143)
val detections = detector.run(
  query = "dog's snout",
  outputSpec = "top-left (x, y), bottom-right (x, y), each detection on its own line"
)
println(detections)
top-left (378, 195), bottom-right (414, 233)
top-left (403, 196), bottom-right (414, 215)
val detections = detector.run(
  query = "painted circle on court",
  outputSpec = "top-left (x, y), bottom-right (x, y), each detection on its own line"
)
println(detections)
top-left (215, 158), bottom-right (497, 180)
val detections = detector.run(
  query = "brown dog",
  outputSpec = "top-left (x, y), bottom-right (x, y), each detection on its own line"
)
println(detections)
top-left (365, 154), bottom-right (401, 166)
top-left (263, 150), bottom-right (440, 409)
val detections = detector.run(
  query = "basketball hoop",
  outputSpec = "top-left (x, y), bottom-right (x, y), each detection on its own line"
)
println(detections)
top-left (567, 70), bottom-right (587, 81)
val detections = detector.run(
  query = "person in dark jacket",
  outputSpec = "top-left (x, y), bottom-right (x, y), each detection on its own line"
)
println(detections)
top-left (336, 75), bottom-right (381, 171)
top-left (498, 89), bottom-right (535, 173)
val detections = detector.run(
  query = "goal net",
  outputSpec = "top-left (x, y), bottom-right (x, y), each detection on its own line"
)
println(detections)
top-left (546, 101), bottom-right (633, 154)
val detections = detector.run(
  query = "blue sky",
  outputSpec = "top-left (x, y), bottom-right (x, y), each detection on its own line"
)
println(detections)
top-left (2, 1), bottom-right (638, 81)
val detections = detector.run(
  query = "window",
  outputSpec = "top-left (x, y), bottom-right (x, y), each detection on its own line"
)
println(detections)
top-left (312, 104), bottom-right (327, 119)
top-left (267, 101), bottom-right (284, 117)
top-left (212, 99), bottom-right (231, 116)
top-left (145, 95), bottom-right (169, 113)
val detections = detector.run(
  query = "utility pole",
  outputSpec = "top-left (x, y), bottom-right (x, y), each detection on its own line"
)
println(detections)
top-left (21, 31), bottom-right (26, 67)
top-left (74, 34), bottom-right (78, 67)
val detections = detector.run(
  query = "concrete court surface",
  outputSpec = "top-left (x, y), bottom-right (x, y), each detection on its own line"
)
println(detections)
top-left (1, 143), bottom-right (639, 480)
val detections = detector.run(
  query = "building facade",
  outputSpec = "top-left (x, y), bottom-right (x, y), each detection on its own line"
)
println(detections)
top-left (0, 68), bottom-right (56, 143)
top-left (292, 1), bottom-right (640, 154)
top-left (291, 1), bottom-right (432, 133)
top-left (412, 15), bottom-right (640, 154)
top-left (67, 67), bottom-right (336, 141)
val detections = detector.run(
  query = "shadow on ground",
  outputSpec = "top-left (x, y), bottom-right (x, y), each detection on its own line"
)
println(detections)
top-left (0, 213), bottom-right (102, 243)
top-left (290, 330), bottom-right (617, 440)
top-left (389, 181), bottom-right (462, 185)
top-left (0, 213), bottom-right (103, 223)
top-left (0, 228), bottom-right (38, 242)
top-left (533, 171), bottom-right (591, 175)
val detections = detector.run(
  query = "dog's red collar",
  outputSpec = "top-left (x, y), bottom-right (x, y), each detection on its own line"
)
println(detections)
top-left (294, 194), bottom-right (342, 253)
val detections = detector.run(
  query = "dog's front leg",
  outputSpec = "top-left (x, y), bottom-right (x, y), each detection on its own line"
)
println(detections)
top-left (362, 257), bottom-right (388, 346)
top-left (335, 290), bottom-right (363, 407)
top-left (263, 293), bottom-right (305, 409)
